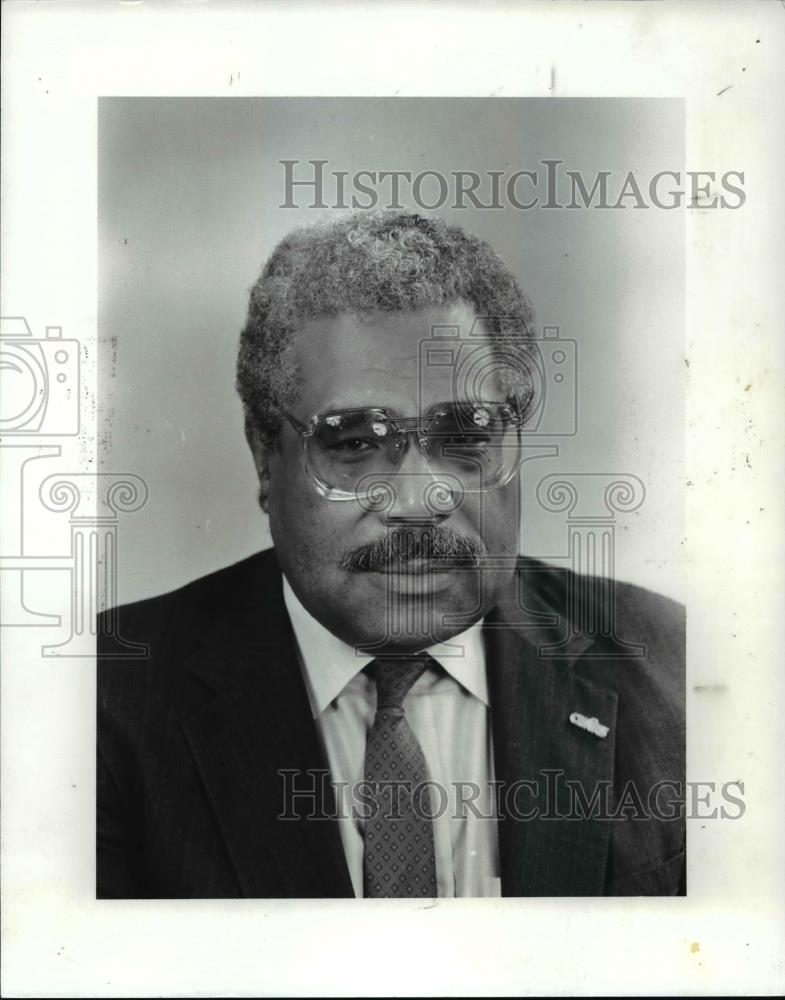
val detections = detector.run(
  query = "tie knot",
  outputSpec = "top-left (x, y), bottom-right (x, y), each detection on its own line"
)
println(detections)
top-left (367, 655), bottom-right (431, 710)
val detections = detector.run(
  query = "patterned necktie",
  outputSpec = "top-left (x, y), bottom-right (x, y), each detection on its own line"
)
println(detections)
top-left (363, 655), bottom-right (438, 898)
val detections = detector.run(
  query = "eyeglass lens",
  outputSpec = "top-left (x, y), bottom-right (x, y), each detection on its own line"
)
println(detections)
top-left (306, 403), bottom-right (520, 494)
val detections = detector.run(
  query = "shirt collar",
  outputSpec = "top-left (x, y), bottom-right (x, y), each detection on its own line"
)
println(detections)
top-left (282, 576), bottom-right (488, 718)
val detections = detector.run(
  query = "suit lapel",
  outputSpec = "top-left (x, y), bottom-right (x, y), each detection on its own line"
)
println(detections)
top-left (180, 557), bottom-right (353, 898)
top-left (174, 552), bottom-right (618, 897)
top-left (486, 561), bottom-right (618, 896)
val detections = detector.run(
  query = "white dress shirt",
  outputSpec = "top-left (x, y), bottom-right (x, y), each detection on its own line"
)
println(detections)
top-left (283, 578), bottom-right (501, 898)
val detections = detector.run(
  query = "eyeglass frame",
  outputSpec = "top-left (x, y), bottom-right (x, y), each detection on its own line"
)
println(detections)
top-left (282, 396), bottom-right (527, 501)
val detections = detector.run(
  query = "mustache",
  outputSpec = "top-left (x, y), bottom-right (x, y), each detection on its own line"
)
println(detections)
top-left (340, 527), bottom-right (485, 573)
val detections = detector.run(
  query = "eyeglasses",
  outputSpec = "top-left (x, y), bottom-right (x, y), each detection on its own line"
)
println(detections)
top-left (284, 399), bottom-right (525, 501)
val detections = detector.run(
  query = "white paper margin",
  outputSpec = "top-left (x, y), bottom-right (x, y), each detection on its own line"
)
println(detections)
top-left (1, 1), bottom-right (783, 996)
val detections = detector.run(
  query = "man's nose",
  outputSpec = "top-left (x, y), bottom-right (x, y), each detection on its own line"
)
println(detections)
top-left (372, 435), bottom-right (464, 522)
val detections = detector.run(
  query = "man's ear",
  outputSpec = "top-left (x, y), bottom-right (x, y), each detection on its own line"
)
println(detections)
top-left (244, 422), bottom-right (272, 513)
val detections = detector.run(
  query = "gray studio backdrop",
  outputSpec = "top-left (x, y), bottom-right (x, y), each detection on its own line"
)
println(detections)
top-left (99, 97), bottom-right (684, 606)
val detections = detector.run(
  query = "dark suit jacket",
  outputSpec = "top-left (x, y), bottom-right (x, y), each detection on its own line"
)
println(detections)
top-left (97, 548), bottom-right (685, 898)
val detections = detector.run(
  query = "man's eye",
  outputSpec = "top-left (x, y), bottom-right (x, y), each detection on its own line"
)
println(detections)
top-left (328, 437), bottom-right (378, 452)
top-left (440, 434), bottom-right (492, 448)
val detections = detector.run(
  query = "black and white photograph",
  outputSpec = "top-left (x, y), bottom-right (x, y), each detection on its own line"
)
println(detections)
top-left (98, 97), bottom-right (688, 900)
top-left (2, 2), bottom-right (783, 997)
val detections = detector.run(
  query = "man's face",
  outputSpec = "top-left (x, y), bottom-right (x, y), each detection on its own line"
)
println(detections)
top-left (256, 301), bottom-right (521, 652)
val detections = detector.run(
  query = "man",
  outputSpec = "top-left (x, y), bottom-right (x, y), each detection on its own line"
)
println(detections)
top-left (98, 211), bottom-right (685, 898)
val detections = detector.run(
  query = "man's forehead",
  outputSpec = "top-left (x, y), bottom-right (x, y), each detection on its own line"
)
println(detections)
top-left (293, 304), bottom-right (501, 410)
top-left (294, 304), bottom-right (498, 376)
top-left (296, 303), bottom-right (487, 351)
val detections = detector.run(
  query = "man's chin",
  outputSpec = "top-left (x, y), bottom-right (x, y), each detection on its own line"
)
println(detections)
top-left (339, 572), bottom-right (484, 652)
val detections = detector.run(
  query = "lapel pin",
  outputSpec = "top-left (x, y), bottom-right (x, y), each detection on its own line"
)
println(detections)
top-left (569, 711), bottom-right (610, 739)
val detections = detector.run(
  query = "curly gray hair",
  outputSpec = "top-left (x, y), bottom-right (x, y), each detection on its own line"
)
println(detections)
top-left (236, 210), bottom-right (536, 450)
